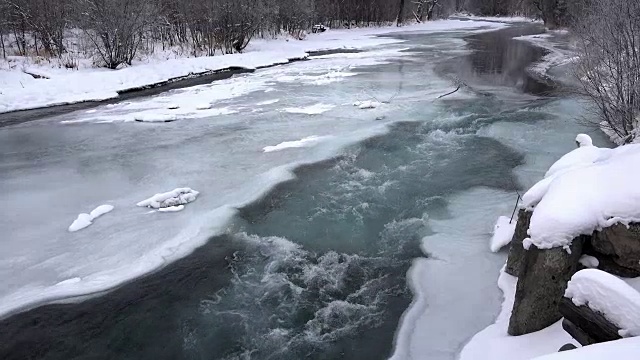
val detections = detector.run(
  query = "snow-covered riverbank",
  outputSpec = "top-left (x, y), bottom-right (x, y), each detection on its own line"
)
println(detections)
top-left (0, 19), bottom-right (510, 115)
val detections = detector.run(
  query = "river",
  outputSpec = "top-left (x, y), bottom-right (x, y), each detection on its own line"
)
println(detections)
top-left (0, 22), bottom-right (609, 360)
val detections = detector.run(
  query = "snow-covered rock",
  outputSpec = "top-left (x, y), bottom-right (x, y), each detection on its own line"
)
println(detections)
top-left (490, 216), bottom-right (516, 252)
top-left (68, 204), bottom-right (114, 232)
top-left (136, 188), bottom-right (199, 209)
top-left (522, 141), bottom-right (640, 251)
top-left (565, 269), bottom-right (640, 337)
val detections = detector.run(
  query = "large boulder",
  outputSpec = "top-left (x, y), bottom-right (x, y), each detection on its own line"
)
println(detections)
top-left (508, 236), bottom-right (585, 336)
top-left (505, 209), bottom-right (532, 276)
top-left (591, 223), bottom-right (640, 274)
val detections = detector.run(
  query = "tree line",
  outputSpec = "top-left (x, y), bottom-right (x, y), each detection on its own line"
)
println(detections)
top-left (0, 0), bottom-right (551, 69)
top-left (1, 0), bottom-right (637, 142)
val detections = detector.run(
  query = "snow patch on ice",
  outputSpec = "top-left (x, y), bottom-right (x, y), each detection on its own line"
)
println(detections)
top-left (68, 213), bottom-right (93, 232)
top-left (353, 100), bottom-right (380, 109)
top-left (158, 205), bottom-right (185, 212)
top-left (136, 188), bottom-right (199, 209)
top-left (565, 269), bottom-right (640, 337)
top-left (68, 204), bottom-right (114, 232)
top-left (89, 204), bottom-right (115, 218)
top-left (282, 103), bottom-right (334, 115)
top-left (276, 70), bottom-right (357, 85)
top-left (256, 99), bottom-right (280, 106)
top-left (263, 135), bottom-right (328, 153)
top-left (491, 216), bottom-right (516, 252)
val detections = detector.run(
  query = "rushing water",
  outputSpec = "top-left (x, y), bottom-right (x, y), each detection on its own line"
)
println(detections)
top-left (0, 24), bottom-right (609, 360)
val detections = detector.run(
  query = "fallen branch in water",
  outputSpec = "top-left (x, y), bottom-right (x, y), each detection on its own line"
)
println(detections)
top-left (437, 85), bottom-right (461, 99)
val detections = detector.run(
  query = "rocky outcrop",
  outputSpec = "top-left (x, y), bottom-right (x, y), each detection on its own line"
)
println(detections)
top-left (508, 237), bottom-right (584, 336)
top-left (505, 216), bottom-right (640, 336)
top-left (505, 209), bottom-right (532, 277)
top-left (591, 223), bottom-right (640, 274)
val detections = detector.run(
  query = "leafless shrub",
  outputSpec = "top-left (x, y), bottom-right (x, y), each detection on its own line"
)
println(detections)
top-left (74, 0), bottom-right (155, 69)
top-left (573, 0), bottom-right (640, 143)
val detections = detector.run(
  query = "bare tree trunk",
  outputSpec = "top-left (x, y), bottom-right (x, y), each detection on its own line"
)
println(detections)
top-left (0, 32), bottom-right (5, 59)
top-left (397, 0), bottom-right (406, 25)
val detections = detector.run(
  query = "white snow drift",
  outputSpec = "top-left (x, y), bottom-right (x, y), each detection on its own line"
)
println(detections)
top-left (136, 188), bottom-right (199, 209)
top-left (68, 204), bottom-right (114, 232)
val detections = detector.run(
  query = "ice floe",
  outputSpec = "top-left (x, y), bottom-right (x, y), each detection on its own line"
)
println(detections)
top-left (136, 188), bottom-right (199, 209)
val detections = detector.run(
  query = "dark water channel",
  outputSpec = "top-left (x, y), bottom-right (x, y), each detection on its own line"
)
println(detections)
top-left (0, 24), bottom-right (551, 360)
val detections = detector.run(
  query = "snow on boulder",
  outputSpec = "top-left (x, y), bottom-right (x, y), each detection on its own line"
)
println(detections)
top-left (353, 100), bottom-right (380, 109)
top-left (543, 134), bottom-right (610, 179)
top-left (576, 133), bottom-right (593, 147)
top-left (565, 269), bottom-right (640, 337)
top-left (136, 188), bottom-right (199, 209)
top-left (68, 204), bottom-right (114, 232)
top-left (490, 216), bottom-right (517, 252)
top-left (522, 142), bottom-right (640, 251)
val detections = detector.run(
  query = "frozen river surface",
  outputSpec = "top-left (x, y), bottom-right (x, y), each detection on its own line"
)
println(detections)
top-left (0, 23), bottom-right (609, 359)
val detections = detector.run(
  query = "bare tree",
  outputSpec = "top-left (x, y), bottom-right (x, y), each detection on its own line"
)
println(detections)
top-left (74, 0), bottom-right (154, 68)
top-left (573, 0), bottom-right (640, 143)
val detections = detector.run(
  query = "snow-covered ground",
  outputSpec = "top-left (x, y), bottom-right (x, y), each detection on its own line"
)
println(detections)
top-left (0, 19), bottom-right (514, 320)
top-left (0, 19), bottom-right (507, 114)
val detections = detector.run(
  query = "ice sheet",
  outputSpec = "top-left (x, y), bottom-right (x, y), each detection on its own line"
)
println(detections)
top-left (391, 188), bottom-right (513, 360)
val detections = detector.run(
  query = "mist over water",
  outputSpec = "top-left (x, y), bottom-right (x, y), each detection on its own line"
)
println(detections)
top-left (0, 24), bottom-right (607, 360)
